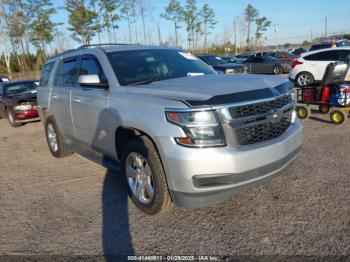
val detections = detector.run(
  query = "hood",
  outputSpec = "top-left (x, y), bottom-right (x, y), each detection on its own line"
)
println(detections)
top-left (14, 92), bottom-right (37, 103)
top-left (126, 74), bottom-right (292, 107)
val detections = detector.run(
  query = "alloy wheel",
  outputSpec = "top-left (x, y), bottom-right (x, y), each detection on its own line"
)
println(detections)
top-left (47, 123), bottom-right (58, 153)
top-left (297, 73), bottom-right (312, 86)
top-left (126, 152), bottom-right (155, 204)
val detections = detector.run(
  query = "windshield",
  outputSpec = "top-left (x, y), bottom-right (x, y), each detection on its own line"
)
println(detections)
top-left (4, 82), bottom-right (37, 98)
top-left (107, 49), bottom-right (214, 86)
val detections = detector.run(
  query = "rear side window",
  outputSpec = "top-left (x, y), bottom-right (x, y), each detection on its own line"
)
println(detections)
top-left (54, 58), bottom-right (78, 87)
top-left (0, 84), bottom-right (3, 95)
top-left (40, 62), bottom-right (54, 86)
top-left (316, 50), bottom-right (339, 61)
top-left (304, 51), bottom-right (339, 61)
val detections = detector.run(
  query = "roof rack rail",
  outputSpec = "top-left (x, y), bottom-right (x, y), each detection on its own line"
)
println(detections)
top-left (77, 43), bottom-right (135, 49)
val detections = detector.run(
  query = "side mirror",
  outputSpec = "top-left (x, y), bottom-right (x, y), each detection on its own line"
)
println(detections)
top-left (78, 74), bottom-right (108, 88)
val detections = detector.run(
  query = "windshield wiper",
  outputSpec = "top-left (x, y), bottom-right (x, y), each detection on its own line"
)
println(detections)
top-left (129, 78), bottom-right (163, 86)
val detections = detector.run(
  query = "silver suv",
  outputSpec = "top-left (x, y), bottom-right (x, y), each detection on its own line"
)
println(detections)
top-left (37, 44), bottom-right (303, 215)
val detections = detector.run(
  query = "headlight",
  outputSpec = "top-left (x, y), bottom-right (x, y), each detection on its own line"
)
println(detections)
top-left (165, 110), bottom-right (226, 147)
top-left (225, 68), bottom-right (235, 74)
top-left (14, 104), bottom-right (32, 111)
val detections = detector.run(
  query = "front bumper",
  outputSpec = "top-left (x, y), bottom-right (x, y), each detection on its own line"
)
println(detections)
top-left (157, 120), bottom-right (303, 208)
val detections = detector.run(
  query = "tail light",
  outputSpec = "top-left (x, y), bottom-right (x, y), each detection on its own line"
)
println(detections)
top-left (291, 60), bottom-right (303, 69)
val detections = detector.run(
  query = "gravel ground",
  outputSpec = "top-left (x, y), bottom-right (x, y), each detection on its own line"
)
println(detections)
top-left (0, 112), bottom-right (349, 257)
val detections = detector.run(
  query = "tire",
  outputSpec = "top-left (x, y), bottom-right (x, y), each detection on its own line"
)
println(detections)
top-left (296, 72), bottom-right (314, 87)
top-left (319, 105), bottom-right (330, 114)
top-left (45, 116), bottom-right (72, 158)
top-left (273, 65), bottom-right (283, 75)
top-left (330, 110), bottom-right (346, 125)
top-left (6, 109), bottom-right (21, 127)
top-left (121, 135), bottom-right (173, 215)
top-left (296, 105), bottom-right (310, 119)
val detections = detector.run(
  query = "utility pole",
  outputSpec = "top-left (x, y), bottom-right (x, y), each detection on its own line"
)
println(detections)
top-left (234, 20), bottom-right (237, 55)
top-left (272, 23), bottom-right (279, 51)
top-left (310, 30), bottom-right (313, 42)
top-left (157, 22), bottom-right (162, 46)
top-left (325, 16), bottom-right (328, 39)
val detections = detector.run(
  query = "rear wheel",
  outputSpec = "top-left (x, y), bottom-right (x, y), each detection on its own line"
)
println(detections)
top-left (121, 135), bottom-right (173, 215)
top-left (296, 105), bottom-right (310, 119)
top-left (45, 116), bottom-right (72, 158)
top-left (296, 72), bottom-right (314, 86)
top-left (319, 105), bottom-right (330, 114)
top-left (273, 65), bottom-right (283, 75)
top-left (330, 110), bottom-right (346, 125)
top-left (6, 109), bottom-right (21, 127)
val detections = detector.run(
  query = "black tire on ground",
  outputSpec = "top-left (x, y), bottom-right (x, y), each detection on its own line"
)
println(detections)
top-left (45, 116), bottom-right (72, 158)
top-left (330, 110), bottom-right (347, 125)
top-left (296, 105), bottom-right (310, 119)
top-left (296, 72), bottom-right (314, 87)
top-left (121, 135), bottom-right (173, 215)
top-left (273, 65), bottom-right (283, 75)
top-left (6, 109), bottom-right (21, 127)
top-left (319, 105), bottom-right (330, 114)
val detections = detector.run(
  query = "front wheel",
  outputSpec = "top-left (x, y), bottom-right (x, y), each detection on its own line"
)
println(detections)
top-left (121, 136), bottom-right (173, 215)
top-left (296, 105), bottom-right (310, 119)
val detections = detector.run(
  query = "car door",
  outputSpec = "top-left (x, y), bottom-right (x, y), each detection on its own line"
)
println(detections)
top-left (71, 54), bottom-right (111, 156)
top-left (250, 57), bottom-right (265, 73)
top-left (51, 57), bottom-right (78, 138)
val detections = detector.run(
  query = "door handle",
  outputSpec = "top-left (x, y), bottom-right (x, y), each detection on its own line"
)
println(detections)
top-left (72, 98), bottom-right (80, 103)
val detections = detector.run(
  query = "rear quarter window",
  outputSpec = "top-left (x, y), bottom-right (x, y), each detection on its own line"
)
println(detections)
top-left (40, 62), bottom-right (55, 86)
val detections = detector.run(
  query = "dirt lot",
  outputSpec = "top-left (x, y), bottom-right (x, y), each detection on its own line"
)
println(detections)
top-left (0, 112), bottom-right (349, 257)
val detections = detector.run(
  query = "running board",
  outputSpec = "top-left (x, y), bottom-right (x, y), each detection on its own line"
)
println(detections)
top-left (66, 142), bottom-right (121, 172)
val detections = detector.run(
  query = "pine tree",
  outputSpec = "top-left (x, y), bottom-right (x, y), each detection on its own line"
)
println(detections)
top-left (66, 0), bottom-right (98, 45)
top-left (200, 4), bottom-right (216, 52)
top-left (161, 0), bottom-right (183, 47)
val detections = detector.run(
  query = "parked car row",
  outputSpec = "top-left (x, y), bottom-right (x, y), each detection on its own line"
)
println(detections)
top-left (198, 53), bottom-right (291, 75)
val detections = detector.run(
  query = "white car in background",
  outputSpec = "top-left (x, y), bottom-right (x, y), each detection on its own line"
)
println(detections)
top-left (289, 47), bottom-right (350, 86)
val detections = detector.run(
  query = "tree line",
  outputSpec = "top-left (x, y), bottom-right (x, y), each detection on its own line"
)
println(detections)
top-left (0, 0), bottom-right (272, 75)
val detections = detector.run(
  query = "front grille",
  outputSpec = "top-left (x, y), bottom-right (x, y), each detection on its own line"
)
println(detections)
top-left (235, 113), bottom-right (292, 146)
top-left (230, 93), bottom-right (292, 118)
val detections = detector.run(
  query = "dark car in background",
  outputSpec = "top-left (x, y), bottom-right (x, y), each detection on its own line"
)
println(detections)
top-left (310, 40), bottom-right (350, 51)
top-left (268, 51), bottom-right (297, 62)
top-left (0, 80), bottom-right (39, 127)
top-left (197, 54), bottom-right (248, 74)
top-left (292, 48), bottom-right (307, 56)
top-left (243, 55), bottom-right (291, 74)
